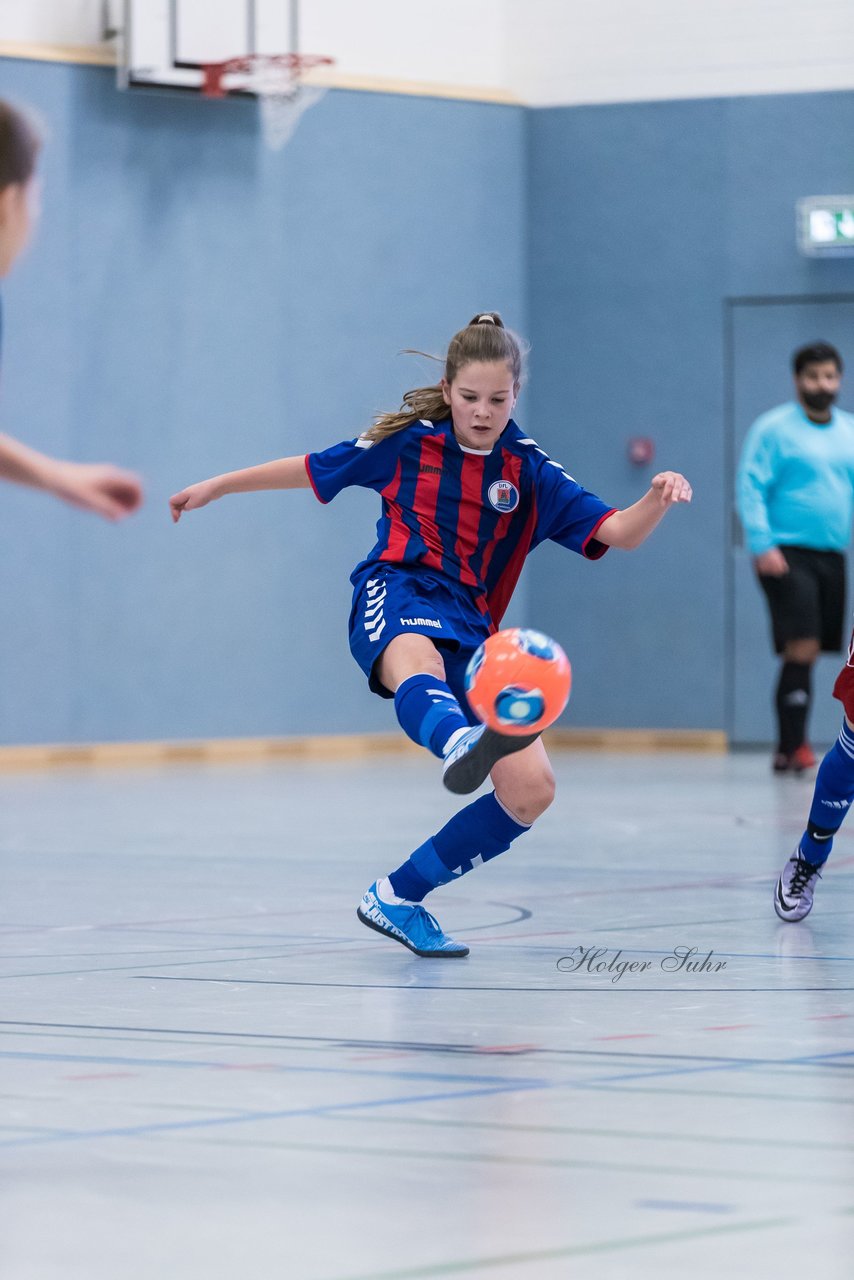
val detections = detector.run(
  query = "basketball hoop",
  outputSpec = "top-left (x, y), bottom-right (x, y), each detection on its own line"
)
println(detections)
top-left (201, 53), bottom-right (334, 151)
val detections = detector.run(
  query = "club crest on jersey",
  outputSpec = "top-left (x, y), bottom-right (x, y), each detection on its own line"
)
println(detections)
top-left (487, 480), bottom-right (520, 513)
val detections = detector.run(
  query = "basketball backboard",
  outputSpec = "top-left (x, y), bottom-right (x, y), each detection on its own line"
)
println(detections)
top-left (120, 0), bottom-right (297, 93)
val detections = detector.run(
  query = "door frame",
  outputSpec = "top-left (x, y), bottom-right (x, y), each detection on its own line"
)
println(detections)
top-left (722, 291), bottom-right (854, 743)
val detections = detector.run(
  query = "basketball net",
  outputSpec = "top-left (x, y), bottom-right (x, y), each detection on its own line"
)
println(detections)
top-left (202, 54), bottom-right (334, 151)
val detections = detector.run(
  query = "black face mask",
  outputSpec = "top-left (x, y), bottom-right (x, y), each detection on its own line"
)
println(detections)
top-left (801, 389), bottom-right (837, 414)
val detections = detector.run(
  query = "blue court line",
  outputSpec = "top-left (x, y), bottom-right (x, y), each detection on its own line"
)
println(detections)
top-left (576, 1049), bottom-right (854, 1088)
top-left (0, 1049), bottom-right (547, 1089)
top-left (4, 1051), bottom-right (846, 1154)
top-left (636, 1200), bottom-right (735, 1214)
top-left (0, 1079), bottom-right (547, 1150)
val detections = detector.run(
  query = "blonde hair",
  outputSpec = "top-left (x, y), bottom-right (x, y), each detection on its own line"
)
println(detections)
top-left (365, 312), bottom-right (525, 443)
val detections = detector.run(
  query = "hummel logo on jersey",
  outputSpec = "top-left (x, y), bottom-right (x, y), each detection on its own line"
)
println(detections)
top-left (420, 464), bottom-right (443, 476)
top-left (488, 480), bottom-right (520, 512)
top-left (400, 617), bottom-right (442, 628)
top-left (821, 798), bottom-right (851, 809)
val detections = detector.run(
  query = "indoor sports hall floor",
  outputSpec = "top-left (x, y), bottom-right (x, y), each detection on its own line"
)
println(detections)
top-left (2, 748), bottom-right (852, 1280)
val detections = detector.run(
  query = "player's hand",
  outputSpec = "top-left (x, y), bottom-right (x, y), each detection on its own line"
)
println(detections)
top-left (169, 478), bottom-right (221, 523)
top-left (650, 471), bottom-right (692, 506)
top-left (51, 462), bottom-right (144, 521)
top-left (754, 547), bottom-right (789, 577)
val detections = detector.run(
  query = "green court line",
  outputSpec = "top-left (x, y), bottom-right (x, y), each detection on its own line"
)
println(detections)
top-left (329, 1112), bottom-right (854, 1152)
top-left (186, 1135), bottom-right (848, 1186)
top-left (320, 1217), bottom-right (790, 1280)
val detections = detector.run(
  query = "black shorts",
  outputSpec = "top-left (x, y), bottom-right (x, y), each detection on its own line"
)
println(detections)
top-left (758, 546), bottom-right (846, 654)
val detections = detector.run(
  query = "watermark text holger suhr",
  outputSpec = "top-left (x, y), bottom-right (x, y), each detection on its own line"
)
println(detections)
top-left (556, 946), bottom-right (727, 984)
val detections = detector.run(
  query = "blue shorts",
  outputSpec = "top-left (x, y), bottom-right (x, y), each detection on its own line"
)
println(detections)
top-left (348, 564), bottom-right (490, 714)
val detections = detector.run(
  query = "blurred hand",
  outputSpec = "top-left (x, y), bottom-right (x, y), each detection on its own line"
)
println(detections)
top-left (51, 462), bottom-right (143, 521)
top-left (169, 478), bottom-right (221, 524)
top-left (754, 548), bottom-right (789, 577)
top-left (650, 471), bottom-right (693, 506)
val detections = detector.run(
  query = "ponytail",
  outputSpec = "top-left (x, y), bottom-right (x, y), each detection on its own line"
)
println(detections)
top-left (366, 312), bottom-right (525, 443)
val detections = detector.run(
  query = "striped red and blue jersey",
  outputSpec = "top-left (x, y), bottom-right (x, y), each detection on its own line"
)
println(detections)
top-left (305, 418), bottom-right (616, 629)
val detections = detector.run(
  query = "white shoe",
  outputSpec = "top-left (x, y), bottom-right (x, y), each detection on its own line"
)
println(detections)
top-left (774, 848), bottom-right (823, 922)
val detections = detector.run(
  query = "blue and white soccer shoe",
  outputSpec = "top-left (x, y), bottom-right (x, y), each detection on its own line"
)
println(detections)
top-left (442, 724), bottom-right (539, 795)
top-left (357, 882), bottom-right (469, 958)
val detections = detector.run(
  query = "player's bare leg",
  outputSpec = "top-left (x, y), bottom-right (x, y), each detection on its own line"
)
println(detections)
top-left (376, 632), bottom-right (447, 691)
top-left (490, 737), bottom-right (555, 825)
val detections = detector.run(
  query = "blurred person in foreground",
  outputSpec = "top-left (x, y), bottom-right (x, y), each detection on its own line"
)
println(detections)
top-left (0, 98), bottom-right (142, 519)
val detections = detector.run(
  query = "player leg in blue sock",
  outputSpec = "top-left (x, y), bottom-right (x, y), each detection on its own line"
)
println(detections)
top-left (358, 794), bottom-right (530, 958)
top-left (389, 790), bottom-right (532, 899)
top-left (358, 742), bottom-right (555, 957)
top-left (394, 673), bottom-right (471, 758)
top-left (775, 717), bottom-right (854, 921)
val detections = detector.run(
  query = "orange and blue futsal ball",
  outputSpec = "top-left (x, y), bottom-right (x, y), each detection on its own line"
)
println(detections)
top-left (464, 628), bottom-right (572, 736)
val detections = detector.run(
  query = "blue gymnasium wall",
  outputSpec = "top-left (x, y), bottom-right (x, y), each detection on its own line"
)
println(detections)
top-left (526, 92), bottom-right (854, 730)
top-left (2, 62), bottom-right (853, 744)
top-left (0, 58), bottom-right (527, 744)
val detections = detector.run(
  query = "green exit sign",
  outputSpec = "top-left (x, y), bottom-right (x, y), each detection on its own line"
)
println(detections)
top-left (798, 196), bottom-right (854, 257)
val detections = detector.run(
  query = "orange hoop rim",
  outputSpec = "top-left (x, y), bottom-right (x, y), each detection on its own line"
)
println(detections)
top-left (201, 53), bottom-right (335, 98)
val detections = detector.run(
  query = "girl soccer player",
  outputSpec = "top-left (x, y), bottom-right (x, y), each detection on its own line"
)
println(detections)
top-left (0, 99), bottom-right (142, 517)
top-left (170, 314), bottom-right (691, 958)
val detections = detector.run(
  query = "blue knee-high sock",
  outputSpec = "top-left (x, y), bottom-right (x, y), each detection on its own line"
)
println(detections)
top-left (800, 719), bottom-right (854, 865)
top-left (394, 673), bottom-right (470, 759)
top-left (389, 792), bottom-right (531, 902)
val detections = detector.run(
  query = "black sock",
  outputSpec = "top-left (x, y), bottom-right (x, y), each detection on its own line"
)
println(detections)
top-left (775, 661), bottom-right (812, 755)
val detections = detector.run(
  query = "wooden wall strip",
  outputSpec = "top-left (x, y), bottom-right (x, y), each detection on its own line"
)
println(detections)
top-left (0, 728), bottom-right (726, 771)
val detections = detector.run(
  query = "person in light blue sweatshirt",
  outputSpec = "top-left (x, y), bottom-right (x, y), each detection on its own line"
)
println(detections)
top-left (737, 341), bottom-right (854, 773)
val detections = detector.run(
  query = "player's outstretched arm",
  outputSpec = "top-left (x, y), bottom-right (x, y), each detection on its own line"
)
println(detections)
top-left (169, 454), bottom-right (311, 523)
top-left (595, 471), bottom-right (692, 550)
top-left (0, 433), bottom-right (143, 520)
